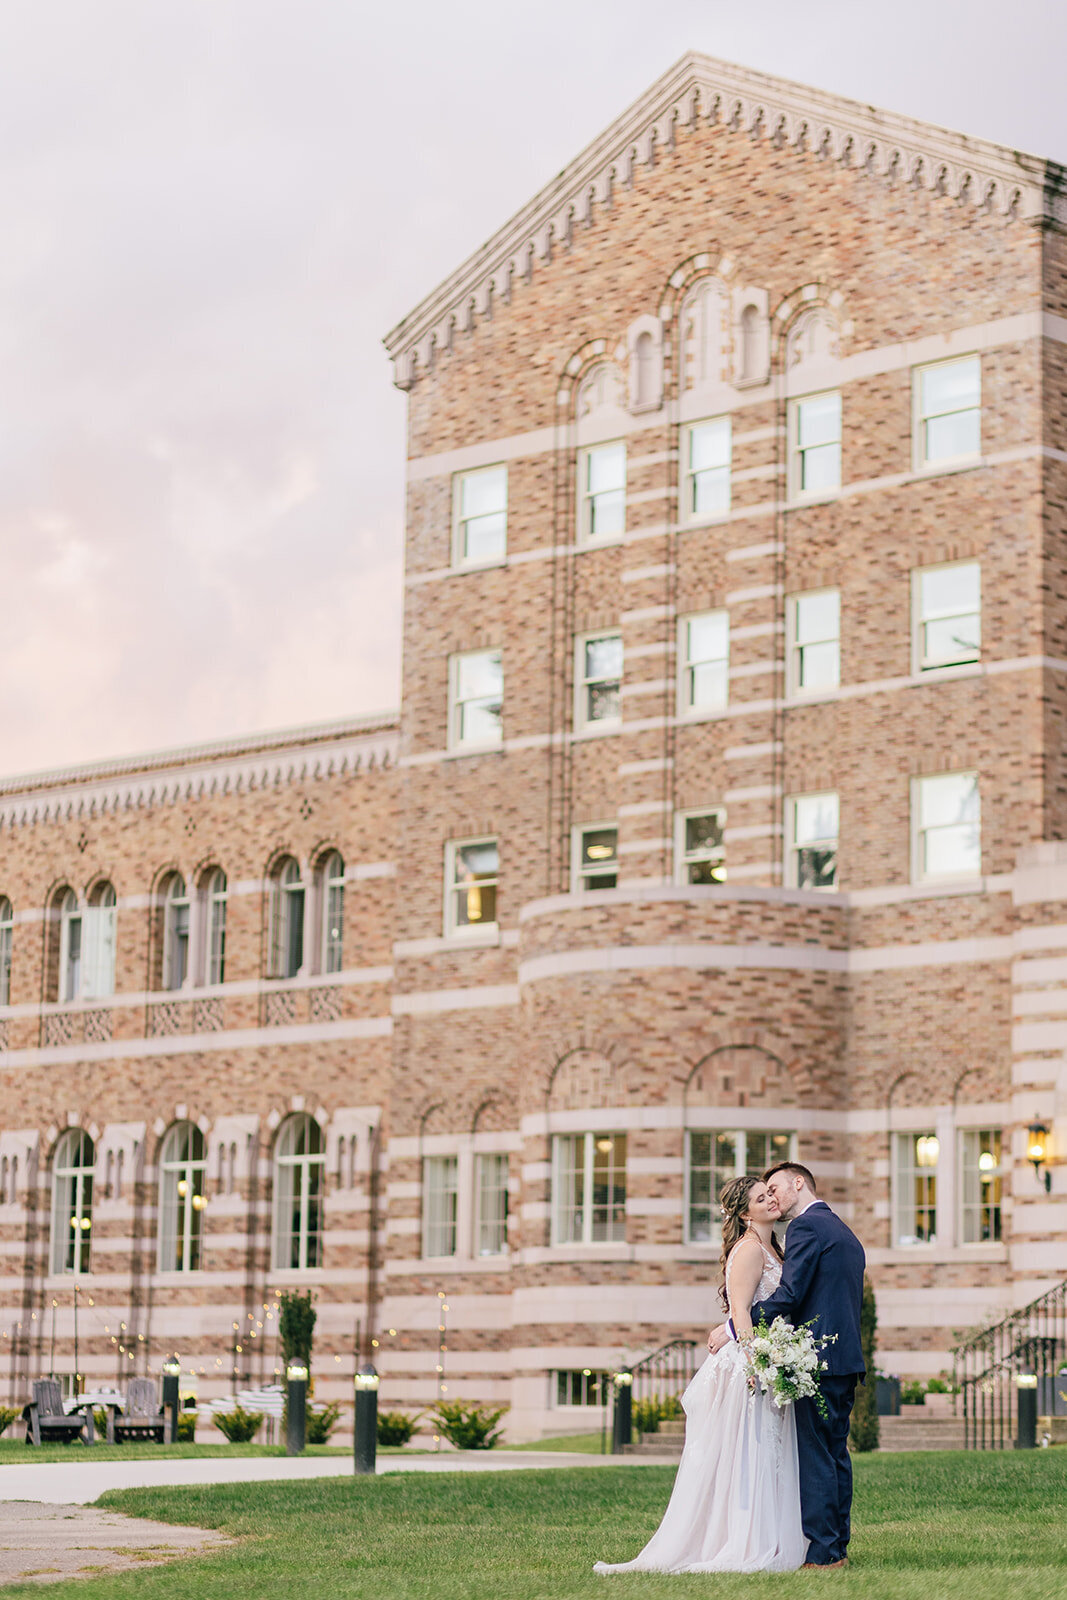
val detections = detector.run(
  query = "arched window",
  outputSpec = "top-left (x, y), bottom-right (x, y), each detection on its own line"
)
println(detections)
top-left (0, 897), bottom-right (12, 1006)
top-left (84, 882), bottom-right (116, 999)
top-left (204, 869), bottom-right (227, 986)
top-left (58, 890), bottom-right (82, 1002)
top-left (317, 852), bottom-right (344, 974)
top-left (272, 1114), bottom-right (325, 1270)
top-left (158, 1122), bottom-right (207, 1272)
top-left (51, 1130), bottom-right (94, 1275)
top-left (162, 875), bottom-right (190, 991)
top-left (271, 858), bottom-right (305, 979)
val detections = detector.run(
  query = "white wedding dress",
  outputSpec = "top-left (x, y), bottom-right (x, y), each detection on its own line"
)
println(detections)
top-left (594, 1243), bottom-right (807, 1575)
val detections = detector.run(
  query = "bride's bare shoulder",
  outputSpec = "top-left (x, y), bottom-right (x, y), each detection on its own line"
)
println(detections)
top-left (728, 1234), bottom-right (765, 1267)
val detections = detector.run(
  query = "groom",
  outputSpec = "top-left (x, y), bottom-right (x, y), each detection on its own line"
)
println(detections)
top-left (708, 1161), bottom-right (866, 1570)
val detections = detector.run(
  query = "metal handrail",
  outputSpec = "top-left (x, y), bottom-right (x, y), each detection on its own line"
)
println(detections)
top-left (952, 1278), bottom-right (1066, 1450)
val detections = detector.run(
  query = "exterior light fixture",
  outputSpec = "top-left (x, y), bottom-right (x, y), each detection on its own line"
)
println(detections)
top-left (1027, 1120), bottom-right (1052, 1192)
top-left (612, 1369), bottom-right (633, 1454)
top-left (1015, 1372), bottom-right (1038, 1449)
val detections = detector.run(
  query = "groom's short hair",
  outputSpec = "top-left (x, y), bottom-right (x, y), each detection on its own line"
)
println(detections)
top-left (764, 1161), bottom-right (817, 1193)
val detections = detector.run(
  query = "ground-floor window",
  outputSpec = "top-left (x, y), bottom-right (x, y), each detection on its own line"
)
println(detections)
top-left (555, 1370), bottom-right (611, 1407)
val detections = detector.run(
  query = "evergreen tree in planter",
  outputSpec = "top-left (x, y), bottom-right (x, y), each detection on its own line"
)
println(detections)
top-left (849, 1274), bottom-right (880, 1452)
top-left (278, 1290), bottom-right (317, 1373)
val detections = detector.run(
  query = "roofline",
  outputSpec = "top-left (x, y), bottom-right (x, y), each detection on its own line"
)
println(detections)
top-left (383, 50), bottom-right (1066, 389)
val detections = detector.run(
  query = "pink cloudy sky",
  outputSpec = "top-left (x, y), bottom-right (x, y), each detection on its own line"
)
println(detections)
top-left (2, 0), bottom-right (1063, 775)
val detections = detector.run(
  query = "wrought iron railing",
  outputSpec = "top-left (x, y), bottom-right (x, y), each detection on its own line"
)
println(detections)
top-left (630, 1336), bottom-right (699, 1421)
top-left (952, 1278), bottom-right (1067, 1449)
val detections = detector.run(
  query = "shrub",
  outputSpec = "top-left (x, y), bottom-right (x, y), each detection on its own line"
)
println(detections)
top-left (632, 1395), bottom-right (685, 1435)
top-left (900, 1380), bottom-right (926, 1406)
top-left (849, 1274), bottom-right (880, 1452)
top-left (431, 1401), bottom-right (508, 1450)
top-left (926, 1375), bottom-right (954, 1395)
top-left (92, 1407), bottom-right (108, 1438)
top-left (278, 1290), bottom-right (316, 1373)
top-left (0, 1405), bottom-right (20, 1439)
top-left (306, 1401), bottom-right (341, 1444)
top-left (212, 1405), bottom-right (264, 1443)
top-left (177, 1410), bottom-right (197, 1441)
top-left (377, 1409), bottom-right (421, 1447)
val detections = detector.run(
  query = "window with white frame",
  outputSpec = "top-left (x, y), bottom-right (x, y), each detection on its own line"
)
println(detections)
top-left (913, 563), bottom-right (980, 671)
top-left (959, 1128), bottom-right (1003, 1243)
top-left (0, 897), bottom-right (12, 1007)
top-left (422, 1154), bottom-right (459, 1257)
top-left (317, 851), bottom-right (345, 974)
top-left (203, 869), bottom-right (227, 986)
top-left (158, 1122), bottom-right (207, 1272)
top-left (475, 1152), bottom-right (508, 1256)
top-left (574, 825), bottom-right (618, 892)
top-left (50, 1129), bottom-right (94, 1275)
top-left (449, 649), bottom-right (503, 750)
top-left (683, 418), bottom-right (731, 521)
top-left (686, 1129), bottom-right (795, 1244)
top-left (789, 590), bottom-right (840, 694)
top-left (914, 772), bottom-right (980, 881)
top-left (556, 1369), bottom-right (611, 1407)
top-left (446, 838), bottom-right (499, 934)
top-left (576, 631), bottom-right (622, 731)
top-left (162, 875), bottom-right (190, 991)
top-left (271, 857), bottom-right (306, 978)
top-left (58, 885), bottom-right (116, 1003)
top-left (791, 391), bottom-right (841, 496)
top-left (916, 356), bottom-right (980, 468)
top-left (579, 441), bottom-right (626, 541)
top-left (552, 1132), bottom-right (626, 1244)
top-left (272, 1113), bottom-right (325, 1270)
top-left (679, 611), bottom-right (728, 715)
top-left (787, 793), bottom-right (839, 890)
top-left (454, 463), bottom-right (507, 565)
top-left (893, 1131), bottom-right (939, 1245)
top-left (675, 808), bottom-right (726, 885)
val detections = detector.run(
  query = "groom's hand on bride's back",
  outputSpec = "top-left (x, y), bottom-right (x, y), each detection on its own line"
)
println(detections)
top-left (706, 1323), bottom-right (730, 1353)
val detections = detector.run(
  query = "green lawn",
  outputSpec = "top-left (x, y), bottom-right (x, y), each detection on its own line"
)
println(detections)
top-left (512, 1430), bottom-right (606, 1453)
top-left (0, 1449), bottom-right (1063, 1599)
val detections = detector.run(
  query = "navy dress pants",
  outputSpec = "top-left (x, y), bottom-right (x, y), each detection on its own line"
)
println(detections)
top-left (794, 1375), bottom-right (859, 1565)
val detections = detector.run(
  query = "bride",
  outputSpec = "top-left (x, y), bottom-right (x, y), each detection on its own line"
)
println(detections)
top-left (594, 1174), bottom-right (807, 1575)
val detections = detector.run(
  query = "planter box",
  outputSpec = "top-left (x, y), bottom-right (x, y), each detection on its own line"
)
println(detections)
top-left (922, 1392), bottom-right (956, 1417)
top-left (876, 1378), bottom-right (901, 1416)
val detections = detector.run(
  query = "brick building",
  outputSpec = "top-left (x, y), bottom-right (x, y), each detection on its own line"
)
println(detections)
top-left (1, 53), bottom-right (1065, 1440)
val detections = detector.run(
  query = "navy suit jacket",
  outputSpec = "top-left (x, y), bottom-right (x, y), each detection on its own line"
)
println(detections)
top-left (752, 1201), bottom-right (866, 1377)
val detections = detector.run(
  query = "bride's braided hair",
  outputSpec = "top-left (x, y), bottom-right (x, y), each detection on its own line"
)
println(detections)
top-left (717, 1174), bottom-right (784, 1312)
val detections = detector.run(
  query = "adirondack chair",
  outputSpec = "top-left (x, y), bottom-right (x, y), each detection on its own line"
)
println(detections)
top-left (114, 1377), bottom-right (166, 1444)
top-left (23, 1379), bottom-right (92, 1446)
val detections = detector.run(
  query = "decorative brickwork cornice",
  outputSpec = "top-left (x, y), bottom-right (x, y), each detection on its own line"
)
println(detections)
top-left (383, 51), bottom-right (1067, 390)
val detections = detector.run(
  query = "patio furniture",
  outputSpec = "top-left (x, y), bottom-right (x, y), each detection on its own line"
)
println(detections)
top-left (114, 1378), bottom-right (167, 1444)
top-left (66, 1388), bottom-right (125, 1443)
top-left (24, 1379), bottom-right (92, 1446)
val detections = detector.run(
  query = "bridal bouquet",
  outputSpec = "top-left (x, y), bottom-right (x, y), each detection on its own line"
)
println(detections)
top-left (742, 1313), bottom-right (837, 1419)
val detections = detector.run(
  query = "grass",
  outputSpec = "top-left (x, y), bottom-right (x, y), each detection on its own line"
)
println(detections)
top-left (0, 1449), bottom-right (1062, 1599)
top-left (511, 1431), bottom-right (607, 1453)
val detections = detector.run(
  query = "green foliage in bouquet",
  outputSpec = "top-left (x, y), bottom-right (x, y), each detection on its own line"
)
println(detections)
top-left (849, 1273), bottom-right (880, 1452)
top-left (743, 1312), bottom-right (836, 1419)
top-left (431, 1401), bottom-right (508, 1450)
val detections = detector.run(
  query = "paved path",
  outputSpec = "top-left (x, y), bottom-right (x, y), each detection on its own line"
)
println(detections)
top-left (0, 1449), bottom-right (669, 1507)
top-left (0, 1502), bottom-right (228, 1587)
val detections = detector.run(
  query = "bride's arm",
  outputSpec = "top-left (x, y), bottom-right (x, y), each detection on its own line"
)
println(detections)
top-left (725, 1238), bottom-right (765, 1340)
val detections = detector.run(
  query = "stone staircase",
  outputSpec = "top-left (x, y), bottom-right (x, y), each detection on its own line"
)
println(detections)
top-left (623, 1419), bottom-right (686, 1457)
top-left (624, 1412), bottom-right (970, 1456)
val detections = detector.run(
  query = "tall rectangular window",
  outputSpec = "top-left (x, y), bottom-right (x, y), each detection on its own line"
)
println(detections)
top-left (914, 772), bottom-right (980, 881)
top-left (683, 418), bottom-right (731, 520)
top-left (792, 391), bottom-right (841, 495)
top-left (475, 1153), bottom-right (508, 1256)
top-left (679, 611), bottom-right (729, 715)
top-left (894, 1132), bottom-right (939, 1246)
top-left (914, 563), bottom-right (981, 670)
top-left (787, 793), bottom-right (839, 890)
top-left (959, 1129), bottom-right (1003, 1244)
top-left (789, 590), bottom-right (840, 694)
top-left (576, 631), bottom-right (622, 730)
top-left (686, 1130), bottom-right (795, 1244)
top-left (454, 464), bottom-right (507, 565)
top-left (675, 809), bottom-right (726, 885)
top-left (0, 899), bottom-right (12, 1007)
top-left (579, 441), bottom-right (626, 541)
top-left (574, 825), bottom-right (618, 892)
top-left (422, 1155), bottom-right (459, 1258)
top-left (446, 839), bottom-right (499, 935)
top-left (916, 356), bottom-right (980, 467)
top-left (551, 1132), bottom-right (626, 1245)
top-left (556, 1370), bottom-right (611, 1407)
top-left (449, 649), bottom-right (503, 750)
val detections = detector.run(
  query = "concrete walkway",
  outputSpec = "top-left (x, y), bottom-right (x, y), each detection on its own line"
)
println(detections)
top-left (0, 1502), bottom-right (228, 1587)
top-left (0, 1449), bottom-right (670, 1507)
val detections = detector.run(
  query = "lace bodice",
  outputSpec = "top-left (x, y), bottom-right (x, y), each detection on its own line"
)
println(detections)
top-left (724, 1240), bottom-right (781, 1310)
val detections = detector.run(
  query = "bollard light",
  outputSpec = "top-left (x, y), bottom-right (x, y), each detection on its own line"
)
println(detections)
top-left (286, 1361), bottom-right (309, 1456)
top-left (1015, 1372), bottom-right (1038, 1450)
top-left (354, 1363), bottom-right (379, 1476)
top-left (612, 1370), bottom-right (633, 1456)
top-left (161, 1356), bottom-right (181, 1445)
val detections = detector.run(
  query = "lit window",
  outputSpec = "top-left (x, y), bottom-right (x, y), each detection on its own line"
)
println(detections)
top-left (556, 1369), bottom-right (611, 1406)
top-left (50, 1129), bottom-right (94, 1275)
top-left (455, 464), bottom-right (507, 565)
top-left (894, 1132), bottom-right (938, 1246)
top-left (676, 809), bottom-right (726, 885)
top-left (450, 649), bottom-right (503, 750)
top-left (271, 858), bottom-right (306, 978)
top-left (574, 825), bottom-right (618, 892)
top-left (0, 897), bottom-right (11, 1007)
top-left (788, 793), bottom-right (839, 890)
top-left (959, 1129), bottom-right (1002, 1244)
top-left (914, 563), bottom-right (980, 670)
top-left (914, 773), bottom-right (980, 881)
top-left (576, 632), bottom-right (622, 730)
top-left (686, 1130), bottom-right (794, 1244)
top-left (916, 356), bottom-right (980, 467)
top-left (446, 838), bottom-right (499, 934)
top-left (475, 1153), bottom-right (508, 1256)
top-left (158, 1122), bottom-right (207, 1272)
top-left (551, 1132), bottom-right (626, 1245)
top-left (789, 590), bottom-right (840, 694)
top-left (579, 441), bottom-right (626, 541)
top-left (204, 869), bottom-right (228, 986)
top-left (162, 876), bottom-right (190, 992)
top-left (679, 611), bottom-right (728, 715)
top-left (683, 419), bottom-right (730, 520)
top-left (318, 851), bottom-right (345, 974)
top-left (423, 1155), bottom-right (459, 1258)
top-left (792, 391), bottom-right (841, 495)
top-left (272, 1114), bottom-right (325, 1270)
